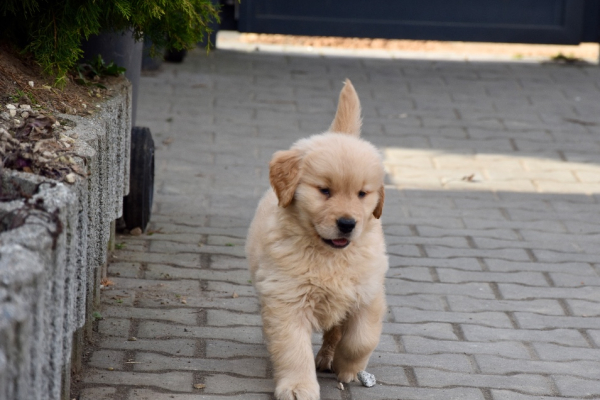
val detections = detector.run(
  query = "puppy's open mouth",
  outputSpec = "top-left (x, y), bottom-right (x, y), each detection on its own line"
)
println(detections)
top-left (322, 238), bottom-right (350, 249)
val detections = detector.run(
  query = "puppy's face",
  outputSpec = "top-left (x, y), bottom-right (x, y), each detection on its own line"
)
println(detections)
top-left (296, 135), bottom-right (384, 249)
top-left (270, 134), bottom-right (384, 249)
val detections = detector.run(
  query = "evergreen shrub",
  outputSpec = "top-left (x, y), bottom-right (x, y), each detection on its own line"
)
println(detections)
top-left (0, 0), bottom-right (220, 85)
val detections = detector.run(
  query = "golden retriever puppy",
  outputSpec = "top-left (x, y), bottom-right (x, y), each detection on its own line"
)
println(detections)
top-left (246, 79), bottom-right (388, 400)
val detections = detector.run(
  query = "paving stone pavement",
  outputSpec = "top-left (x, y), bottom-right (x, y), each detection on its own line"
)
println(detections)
top-left (78, 47), bottom-right (600, 400)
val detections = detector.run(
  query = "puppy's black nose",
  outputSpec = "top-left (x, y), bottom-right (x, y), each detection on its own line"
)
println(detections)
top-left (337, 218), bottom-right (356, 234)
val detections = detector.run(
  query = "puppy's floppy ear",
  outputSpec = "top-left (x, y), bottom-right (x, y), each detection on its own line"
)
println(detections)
top-left (329, 79), bottom-right (362, 137)
top-left (373, 185), bottom-right (385, 219)
top-left (269, 149), bottom-right (302, 208)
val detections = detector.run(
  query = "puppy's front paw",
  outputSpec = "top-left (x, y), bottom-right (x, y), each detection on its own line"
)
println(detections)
top-left (332, 358), bottom-right (360, 383)
top-left (335, 369), bottom-right (358, 384)
top-left (275, 380), bottom-right (320, 400)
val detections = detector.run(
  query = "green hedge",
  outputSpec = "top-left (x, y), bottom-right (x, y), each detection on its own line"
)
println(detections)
top-left (0, 0), bottom-right (220, 85)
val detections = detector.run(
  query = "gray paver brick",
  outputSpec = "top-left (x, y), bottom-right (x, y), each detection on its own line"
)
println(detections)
top-left (446, 296), bottom-right (564, 315)
top-left (463, 218), bottom-right (566, 233)
top-left (461, 325), bottom-right (588, 347)
top-left (88, 350), bottom-right (125, 370)
top-left (372, 352), bottom-right (473, 372)
top-left (490, 390), bottom-right (566, 400)
top-left (532, 342), bottom-right (600, 362)
top-left (133, 353), bottom-right (268, 377)
top-left (402, 336), bottom-right (531, 359)
top-left (414, 368), bottom-right (553, 395)
top-left (149, 241), bottom-right (246, 257)
top-left (135, 294), bottom-right (261, 313)
top-left (549, 272), bottom-right (600, 287)
top-left (485, 260), bottom-right (596, 275)
top-left (532, 249), bottom-right (597, 264)
top-left (80, 387), bottom-right (117, 400)
top-left (145, 264), bottom-right (252, 285)
top-left (206, 340), bottom-right (269, 358)
top-left (210, 255), bottom-right (248, 269)
top-left (424, 246), bottom-right (531, 261)
top-left (206, 309), bottom-right (262, 326)
top-left (203, 374), bottom-right (273, 394)
top-left (383, 322), bottom-right (459, 340)
top-left (476, 354), bottom-right (600, 380)
top-left (387, 266), bottom-right (435, 282)
top-left (497, 284), bottom-right (600, 301)
top-left (103, 305), bottom-right (199, 325)
top-left (386, 281), bottom-right (495, 298)
top-left (206, 281), bottom-right (256, 296)
top-left (98, 318), bottom-right (131, 338)
top-left (437, 269), bottom-right (549, 286)
top-left (554, 376), bottom-right (600, 397)
top-left (389, 256), bottom-right (483, 271)
top-left (417, 226), bottom-right (520, 240)
top-left (391, 308), bottom-right (513, 328)
top-left (387, 236), bottom-right (471, 248)
top-left (350, 386), bottom-right (485, 400)
top-left (84, 370), bottom-right (194, 392)
top-left (514, 312), bottom-right (600, 330)
top-left (101, 289), bottom-right (137, 307)
top-left (128, 389), bottom-right (271, 400)
top-left (99, 337), bottom-right (197, 356)
top-left (569, 299), bottom-right (600, 317)
top-left (137, 321), bottom-right (264, 343)
top-left (114, 250), bottom-right (201, 267)
top-left (386, 294), bottom-right (448, 310)
top-left (110, 277), bottom-right (200, 296)
top-left (386, 244), bottom-right (423, 257)
top-left (108, 262), bottom-right (143, 278)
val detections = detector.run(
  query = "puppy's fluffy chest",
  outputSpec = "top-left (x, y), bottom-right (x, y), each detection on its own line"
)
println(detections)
top-left (256, 238), bottom-right (387, 330)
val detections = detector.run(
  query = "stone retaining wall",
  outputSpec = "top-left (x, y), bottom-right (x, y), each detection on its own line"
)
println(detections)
top-left (0, 82), bottom-right (131, 400)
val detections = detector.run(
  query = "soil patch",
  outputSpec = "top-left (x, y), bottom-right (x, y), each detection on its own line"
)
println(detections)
top-left (0, 44), bottom-right (107, 115)
top-left (0, 44), bottom-right (123, 183)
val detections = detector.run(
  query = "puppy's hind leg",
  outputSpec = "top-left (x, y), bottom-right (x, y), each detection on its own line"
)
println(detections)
top-left (315, 325), bottom-right (342, 372)
top-left (263, 307), bottom-right (320, 400)
top-left (332, 293), bottom-right (386, 383)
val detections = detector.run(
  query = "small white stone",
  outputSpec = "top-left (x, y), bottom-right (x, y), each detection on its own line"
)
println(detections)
top-left (357, 371), bottom-right (376, 388)
top-left (6, 104), bottom-right (16, 110)
top-left (28, 81), bottom-right (34, 88)
top-left (65, 173), bottom-right (76, 183)
top-left (19, 104), bottom-right (31, 110)
top-left (21, 111), bottom-right (30, 119)
top-left (9, 109), bottom-right (16, 117)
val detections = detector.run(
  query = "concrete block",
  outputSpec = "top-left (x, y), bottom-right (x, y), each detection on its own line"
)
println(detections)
top-left (0, 350), bottom-right (6, 399)
top-left (0, 80), bottom-right (132, 400)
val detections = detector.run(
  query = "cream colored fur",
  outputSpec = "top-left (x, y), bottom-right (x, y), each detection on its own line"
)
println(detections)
top-left (246, 79), bottom-right (388, 400)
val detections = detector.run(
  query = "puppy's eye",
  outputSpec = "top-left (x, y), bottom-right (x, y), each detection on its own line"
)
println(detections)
top-left (358, 191), bottom-right (366, 198)
top-left (319, 188), bottom-right (331, 197)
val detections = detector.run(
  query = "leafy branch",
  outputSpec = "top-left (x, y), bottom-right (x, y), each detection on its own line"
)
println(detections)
top-left (0, 0), bottom-right (220, 86)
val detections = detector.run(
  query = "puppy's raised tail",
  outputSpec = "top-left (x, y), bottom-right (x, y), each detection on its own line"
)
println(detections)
top-left (329, 79), bottom-right (362, 137)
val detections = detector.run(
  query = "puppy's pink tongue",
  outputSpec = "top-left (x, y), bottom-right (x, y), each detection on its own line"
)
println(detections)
top-left (332, 239), bottom-right (348, 246)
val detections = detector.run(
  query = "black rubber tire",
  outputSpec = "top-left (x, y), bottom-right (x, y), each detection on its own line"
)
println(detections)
top-left (123, 126), bottom-right (154, 232)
